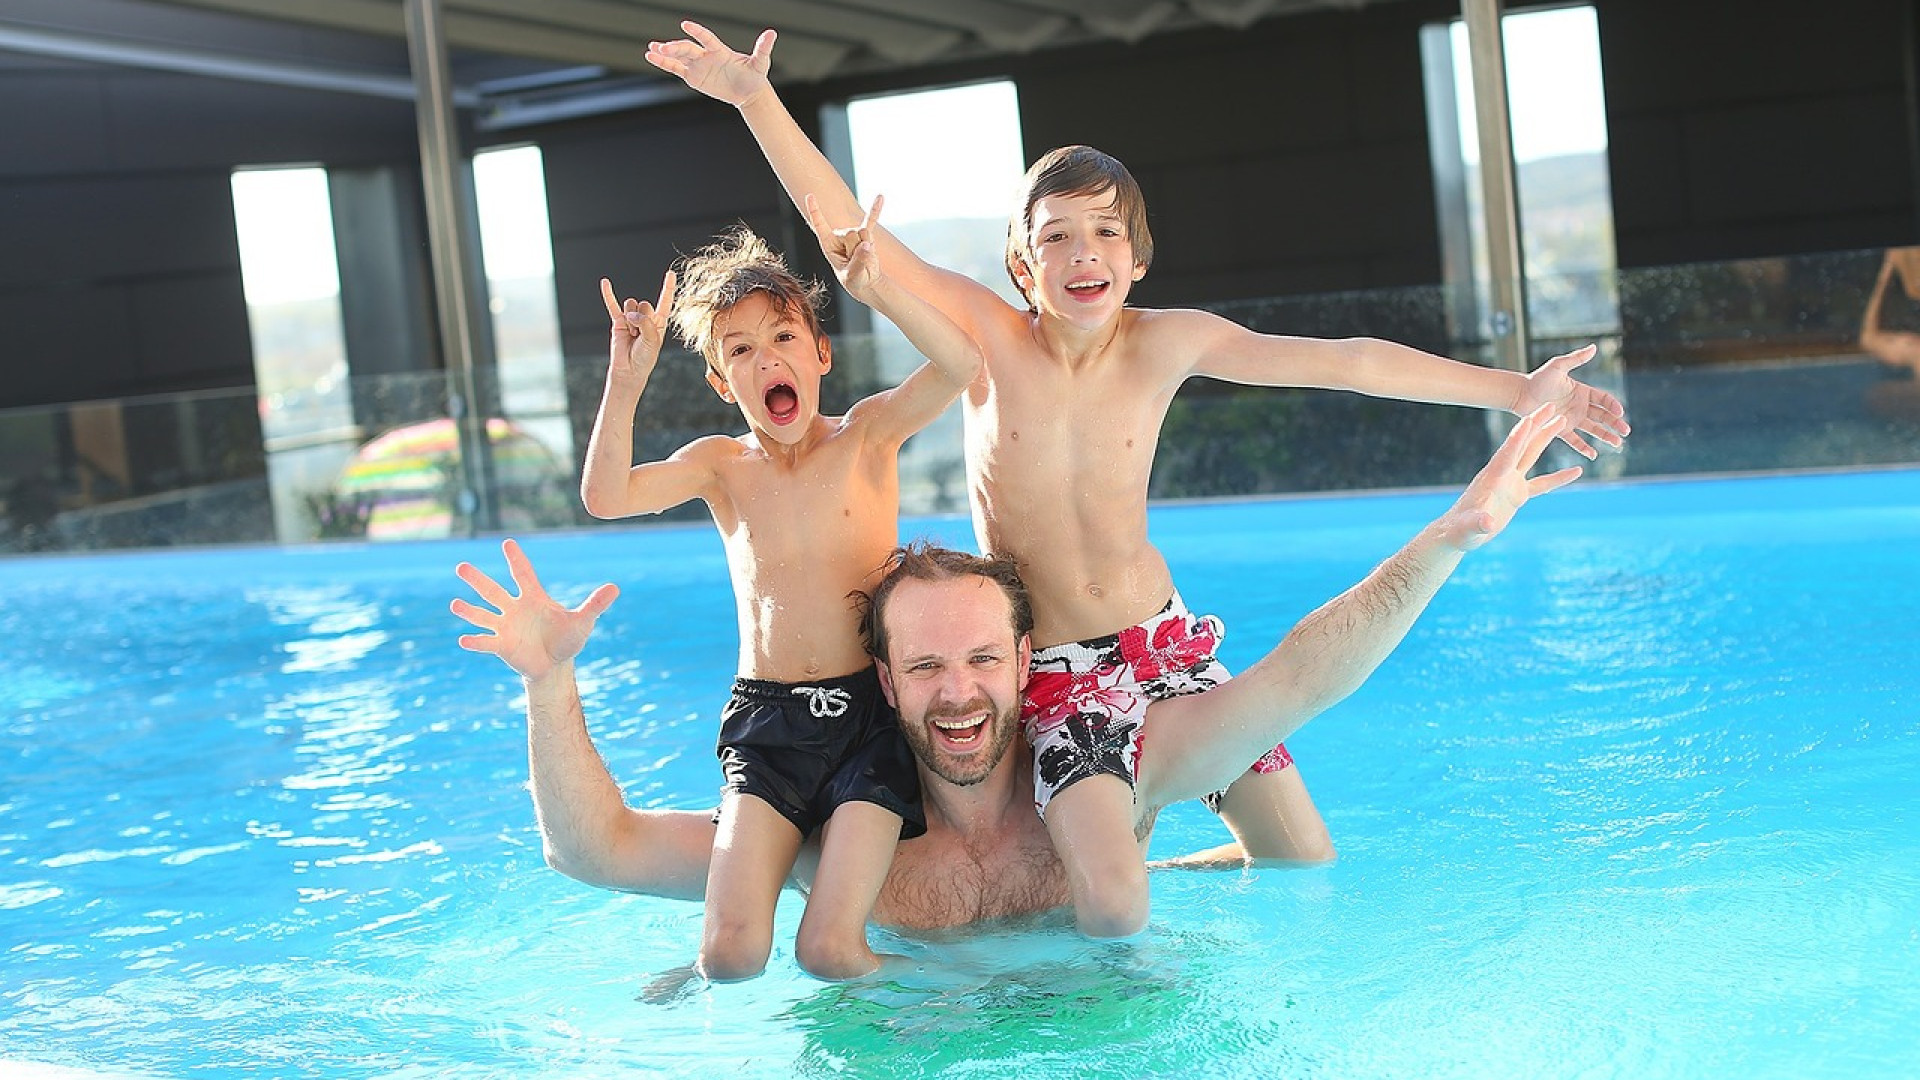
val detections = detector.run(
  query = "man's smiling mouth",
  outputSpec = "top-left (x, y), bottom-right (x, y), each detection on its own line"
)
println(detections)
top-left (931, 710), bottom-right (988, 746)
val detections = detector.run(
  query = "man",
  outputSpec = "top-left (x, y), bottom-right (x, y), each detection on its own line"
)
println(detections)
top-left (452, 409), bottom-right (1580, 965)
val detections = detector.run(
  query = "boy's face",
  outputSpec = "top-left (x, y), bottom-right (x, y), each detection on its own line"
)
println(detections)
top-left (1014, 189), bottom-right (1146, 329)
top-left (705, 291), bottom-right (831, 445)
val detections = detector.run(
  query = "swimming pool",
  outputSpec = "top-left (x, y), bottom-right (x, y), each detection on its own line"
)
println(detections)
top-left (4, 469), bottom-right (1917, 1078)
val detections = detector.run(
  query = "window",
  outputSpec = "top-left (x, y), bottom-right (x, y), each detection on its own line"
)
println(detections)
top-left (231, 165), bottom-right (353, 541)
top-left (842, 80), bottom-right (1027, 305)
top-left (231, 166), bottom-right (352, 443)
top-left (836, 80), bottom-right (1024, 513)
top-left (1422, 5), bottom-right (1619, 351)
top-left (472, 143), bottom-right (571, 465)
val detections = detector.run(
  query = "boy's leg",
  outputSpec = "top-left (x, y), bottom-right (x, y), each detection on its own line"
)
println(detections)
top-left (699, 791), bottom-right (804, 980)
top-left (1213, 761), bottom-right (1335, 863)
top-left (1025, 634), bottom-right (1158, 937)
top-left (793, 800), bottom-right (904, 980)
top-left (1130, 598), bottom-right (1335, 863)
top-left (1042, 774), bottom-right (1151, 938)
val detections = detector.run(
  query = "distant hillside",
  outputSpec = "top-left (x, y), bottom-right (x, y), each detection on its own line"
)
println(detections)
top-left (1517, 151), bottom-right (1612, 215)
top-left (887, 216), bottom-right (1026, 304)
top-left (1513, 150), bottom-right (1619, 332)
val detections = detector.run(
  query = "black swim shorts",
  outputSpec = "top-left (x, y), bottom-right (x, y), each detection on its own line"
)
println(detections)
top-left (716, 665), bottom-right (926, 839)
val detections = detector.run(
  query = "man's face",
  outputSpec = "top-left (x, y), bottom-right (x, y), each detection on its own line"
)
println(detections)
top-left (875, 576), bottom-right (1029, 788)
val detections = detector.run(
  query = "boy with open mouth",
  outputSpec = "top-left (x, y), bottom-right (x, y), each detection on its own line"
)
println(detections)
top-left (578, 204), bottom-right (981, 982)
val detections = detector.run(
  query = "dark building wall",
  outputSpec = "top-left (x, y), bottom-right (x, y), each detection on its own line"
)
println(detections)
top-left (751, 0), bottom-right (1462, 313)
top-left (1, 55), bottom-right (252, 411)
top-left (783, 0), bottom-right (1920, 298)
top-left (537, 103), bottom-right (796, 374)
top-left (4, 0), bottom-right (1917, 420)
top-left (1597, 0), bottom-right (1916, 266)
top-left (529, 0), bottom-right (1463, 370)
top-left (998, 2), bottom-right (1458, 309)
top-left (542, 0), bottom-right (1917, 318)
top-left (0, 37), bottom-right (423, 413)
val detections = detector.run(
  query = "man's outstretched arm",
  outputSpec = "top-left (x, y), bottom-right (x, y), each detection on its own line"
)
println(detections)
top-left (453, 538), bottom-right (715, 899)
top-left (1137, 408), bottom-right (1583, 807)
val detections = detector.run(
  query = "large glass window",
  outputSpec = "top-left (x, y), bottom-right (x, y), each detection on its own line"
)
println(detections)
top-left (1422, 4), bottom-right (1619, 352)
top-left (231, 165), bottom-right (354, 541)
top-left (844, 80), bottom-right (1027, 304)
top-left (472, 143), bottom-right (571, 465)
top-left (231, 166), bottom-right (352, 443)
top-left (837, 80), bottom-right (1024, 512)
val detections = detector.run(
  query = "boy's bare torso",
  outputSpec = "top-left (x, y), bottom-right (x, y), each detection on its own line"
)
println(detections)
top-left (963, 306), bottom-right (1200, 648)
top-left (696, 414), bottom-right (901, 682)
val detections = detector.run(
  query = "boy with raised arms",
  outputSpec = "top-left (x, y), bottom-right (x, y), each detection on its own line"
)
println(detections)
top-left (647, 23), bottom-right (1629, 938)
top-left (576, 201), bottom-right (980, 980)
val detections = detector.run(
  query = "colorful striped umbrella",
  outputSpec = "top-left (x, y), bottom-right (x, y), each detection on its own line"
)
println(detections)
top-left (335, 417), bottom-right (572, 539)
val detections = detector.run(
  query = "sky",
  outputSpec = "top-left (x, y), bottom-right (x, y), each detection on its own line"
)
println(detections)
top-left (845, 79), bottom-right (1026, 225)
top-left (1455, 5), bottom-right (1609, 164)
top-left (230, 167), bottom-right (340, 306)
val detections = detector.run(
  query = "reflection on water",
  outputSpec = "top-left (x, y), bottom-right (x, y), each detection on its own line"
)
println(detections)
top-left (785, 932), bottom-right (1215, 1077)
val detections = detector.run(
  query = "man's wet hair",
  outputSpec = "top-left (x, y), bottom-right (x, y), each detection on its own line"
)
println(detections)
top-left (1003, 145), bottom-right (1154, 307)
top-left (856, 540), bottom-right (1034, 661)
top-left (670, 226), bottom-right (827, 371)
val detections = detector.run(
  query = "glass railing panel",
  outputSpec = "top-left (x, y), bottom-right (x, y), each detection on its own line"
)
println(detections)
top-left (1610, 249), bottom-right (1920, 475)
top-left (4, 247), bottom-right (1915, 557)
top-left (1183, 282), bottom-right (1495, 496)
top-left (1170, 248), bottom-right (1919, 494)
top-left (1, 387), bottom-right (270, 553)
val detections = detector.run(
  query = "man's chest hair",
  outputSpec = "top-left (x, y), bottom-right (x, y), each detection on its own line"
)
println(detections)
top-left (879, 834), bottom-right (1067, 929)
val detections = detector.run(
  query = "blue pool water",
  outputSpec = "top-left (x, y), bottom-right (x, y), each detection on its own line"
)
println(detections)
top-left (3, 469), bottom-right (1918, 1078)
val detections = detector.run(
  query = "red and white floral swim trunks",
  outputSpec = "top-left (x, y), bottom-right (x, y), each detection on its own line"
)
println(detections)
top-left (1020, 593), bottom-right (1292, 815)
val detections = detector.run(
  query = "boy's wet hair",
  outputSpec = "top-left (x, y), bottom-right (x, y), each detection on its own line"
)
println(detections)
top-left (670, 226), bottom-right (827, 369)
top-left (855, 540), bottom-right (1035, 662)
top-left (1004, 145), bottom-right (1154, 306)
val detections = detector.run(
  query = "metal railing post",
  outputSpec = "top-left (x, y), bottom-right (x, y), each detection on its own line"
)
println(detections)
top-left (1462, 0), bottom-right (1531, 391)
top-left (403, 0), bottom-right (497, 534)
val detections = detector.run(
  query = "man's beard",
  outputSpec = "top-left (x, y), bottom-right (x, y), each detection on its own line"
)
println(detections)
top-left (902, 697), bottom-right (1020, 788)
